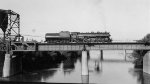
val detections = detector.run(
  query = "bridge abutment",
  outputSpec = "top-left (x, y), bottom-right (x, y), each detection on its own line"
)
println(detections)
top-left (143, 51), bottom-right (150, 74)
top-left (81, 50), bottom-right (89, 75)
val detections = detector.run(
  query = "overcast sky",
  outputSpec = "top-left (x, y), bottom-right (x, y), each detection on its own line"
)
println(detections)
top-left (0, 0), bottom-right (150, 41)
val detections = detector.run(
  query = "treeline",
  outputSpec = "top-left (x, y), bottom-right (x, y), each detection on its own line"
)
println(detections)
top-left (132, 33), bottom-right (150, 68)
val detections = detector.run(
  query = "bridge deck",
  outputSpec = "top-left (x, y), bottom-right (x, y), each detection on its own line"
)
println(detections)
top-left (38, 42), bottom-right (150, 51)
top-left (1, 42), bottom-right (150, 51)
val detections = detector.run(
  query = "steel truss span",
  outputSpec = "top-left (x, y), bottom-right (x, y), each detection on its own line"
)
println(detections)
top-left (4, 42), bottom-right (150, 51)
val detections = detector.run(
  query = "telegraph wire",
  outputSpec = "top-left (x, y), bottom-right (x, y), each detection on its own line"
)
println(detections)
top-left (22, 34), bottom-right (45, 38)
top-left (0, 33), bottom-right (44, 38)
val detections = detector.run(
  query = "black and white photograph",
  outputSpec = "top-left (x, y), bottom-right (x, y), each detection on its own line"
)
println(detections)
top-left (0, 0), bottom-right (150, 84)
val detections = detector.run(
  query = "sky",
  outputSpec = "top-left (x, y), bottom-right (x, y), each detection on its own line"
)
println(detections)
top-left (0, 0), bottom-right (150, 41)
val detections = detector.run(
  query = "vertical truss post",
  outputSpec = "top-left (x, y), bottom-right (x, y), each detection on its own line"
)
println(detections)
top-left (0, 9), bottom-right (21, 53)
top-left (6, 10), bottom-right (20, 41)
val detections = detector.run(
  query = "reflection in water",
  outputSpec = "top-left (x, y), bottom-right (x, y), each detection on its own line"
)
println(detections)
top-left (143, 72), bottom-right (150, 84)
top-left (81, 75), bottom-right (89, 84)
top-left (89, 50), bottom-right (103, 74)
top-left (128, 68), bottom-right (150, 84)
top-left (63, 56), bottom-right (75, 74)
top-left (128, 68), bottom-right (143, 83)
top-left (62, 51), bottom-right (79, 75)
top-left (94, 61), bottom-right (102, 74)
top-left (1, 50), bottom-right (150, 84)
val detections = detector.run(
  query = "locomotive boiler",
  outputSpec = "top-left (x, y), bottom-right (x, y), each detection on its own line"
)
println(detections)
top-left (45, 31), bottom-right (112, 43)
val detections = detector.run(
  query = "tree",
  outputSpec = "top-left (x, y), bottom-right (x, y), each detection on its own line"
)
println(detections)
top-left (132, 33), bottom-right (150, 67)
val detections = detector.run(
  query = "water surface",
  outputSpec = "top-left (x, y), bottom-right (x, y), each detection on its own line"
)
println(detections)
top-left (2, 50), bottom-right (149, 84)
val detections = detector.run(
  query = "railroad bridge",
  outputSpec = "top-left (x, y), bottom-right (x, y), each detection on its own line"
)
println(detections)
top-left (11, 42), bottom-right (150, 51)
top-left (1, 41), bottom-right (150, 77)
top-left (0, 9), bottom-right (150, 79)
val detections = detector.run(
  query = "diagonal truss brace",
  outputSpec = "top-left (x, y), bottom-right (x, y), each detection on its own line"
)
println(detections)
top-left (0, 9), bottom-right (22, 53)
top-left (5, 10), bottom-right (21, 41)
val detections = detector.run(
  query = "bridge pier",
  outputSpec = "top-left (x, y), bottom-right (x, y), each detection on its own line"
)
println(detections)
top-left (81, 50), bottom-right (89, 75)
top-left (100, 50), bottom-right (103, 60)
top-left (2, 54), bottom-right (11, 77)
top-left (2, 53), bottom-right (22, 77)
top-left (143, 51), bottom-right (150, 74)
top-left (124, 50), bottom-right (126, 61)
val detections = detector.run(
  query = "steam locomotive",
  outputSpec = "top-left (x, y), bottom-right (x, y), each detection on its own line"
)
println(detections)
top-left (45, 31), bottom-right (112, 43)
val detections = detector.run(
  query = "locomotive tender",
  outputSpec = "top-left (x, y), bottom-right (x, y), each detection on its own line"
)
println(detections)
top-left (45, 31), bottom-right (112, 43)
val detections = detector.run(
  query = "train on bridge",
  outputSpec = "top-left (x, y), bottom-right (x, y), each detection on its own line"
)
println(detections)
top-left (45, 31), bottom-right (112, 43)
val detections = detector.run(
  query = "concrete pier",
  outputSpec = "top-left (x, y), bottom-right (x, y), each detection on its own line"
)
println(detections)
top-left (143, 51), bottom-right (150, 74)
top-left (3, 54), bottom-right (11, 77)
top-left (124, 50), bottom-right (126, 61)
top-left (2, 53), bottom-right (22, 77)
top-left (81, 51), bottom-right (89, 75)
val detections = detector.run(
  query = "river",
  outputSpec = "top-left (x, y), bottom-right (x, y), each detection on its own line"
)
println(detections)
top-left (1, 50), bottom-right (150, 84)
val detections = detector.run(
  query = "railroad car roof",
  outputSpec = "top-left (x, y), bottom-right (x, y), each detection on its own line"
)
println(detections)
top-left (45, 33), bottom-right (59, 36)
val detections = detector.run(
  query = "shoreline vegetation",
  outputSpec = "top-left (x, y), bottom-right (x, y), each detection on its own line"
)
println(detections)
top-left (132, 34), bottom-right (150, 68)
